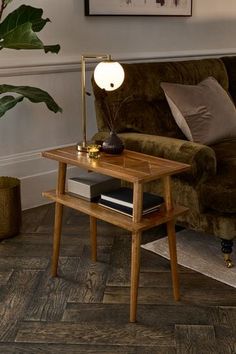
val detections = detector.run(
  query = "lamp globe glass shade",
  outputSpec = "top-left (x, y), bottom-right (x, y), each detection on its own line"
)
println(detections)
top-left (94, 61), bottom-right (125, 91)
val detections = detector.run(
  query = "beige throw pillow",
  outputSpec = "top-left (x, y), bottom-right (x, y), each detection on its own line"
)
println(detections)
top-left (161, 77), bottom-right (236, 145)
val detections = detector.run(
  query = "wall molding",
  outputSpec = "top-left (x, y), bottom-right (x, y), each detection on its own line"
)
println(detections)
top-left (1, 49), bottom-right (236, 77)
top-left (0, 143), bottom-right (76, 167)
top-left (0, 60), bottom-right (81, 77)
top-left (20, 165), bottom-right (81, 210)
top-left (0, 150), bottom-right (41, 167)
top-left (0, 143), bottom-right (81, 210)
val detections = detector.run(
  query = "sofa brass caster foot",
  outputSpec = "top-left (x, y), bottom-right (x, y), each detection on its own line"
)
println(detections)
top-left (224, 254), bottom-right (234, 268)
top-left (221, 239), bottom-right (234, 268)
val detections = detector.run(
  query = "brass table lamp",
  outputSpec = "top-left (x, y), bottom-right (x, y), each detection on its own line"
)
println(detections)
top-left (77, 54), bottom-right (125, 152)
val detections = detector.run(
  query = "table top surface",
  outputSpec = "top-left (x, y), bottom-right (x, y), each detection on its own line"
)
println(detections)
top-left (42, 146), bottom-right (190, 183)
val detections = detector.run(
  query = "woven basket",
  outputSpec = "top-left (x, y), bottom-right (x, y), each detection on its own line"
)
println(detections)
top-left (0, 176), bottom-right (21, 239)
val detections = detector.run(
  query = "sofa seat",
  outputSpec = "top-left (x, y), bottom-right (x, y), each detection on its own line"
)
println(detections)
top-left (200, 138), bottom-right (236, 214)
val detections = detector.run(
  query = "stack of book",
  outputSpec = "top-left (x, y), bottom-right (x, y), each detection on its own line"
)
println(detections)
top-left (68, 172), bottom-right (120, 201)
top-left (98, 187), bottom-right (164, 217)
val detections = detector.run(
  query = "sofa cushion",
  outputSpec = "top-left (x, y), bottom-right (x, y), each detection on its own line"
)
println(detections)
top-left (200, 138), bottom-right (236, 213)
top-left (161, 77), bottom-right (236, 145)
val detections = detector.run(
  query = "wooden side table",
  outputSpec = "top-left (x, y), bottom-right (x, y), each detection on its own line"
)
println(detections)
top-left (42, 146), bottom-right (190, 322)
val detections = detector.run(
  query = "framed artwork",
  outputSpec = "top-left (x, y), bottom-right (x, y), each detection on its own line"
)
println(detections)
top-left (85, 0), bottom-right (192, 17)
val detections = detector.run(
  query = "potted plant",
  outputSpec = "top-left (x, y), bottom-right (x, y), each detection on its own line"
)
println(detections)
top-left (0, 0), bottom-right (62, 239)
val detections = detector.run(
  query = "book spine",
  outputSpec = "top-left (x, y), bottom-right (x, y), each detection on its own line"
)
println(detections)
top-left (98, 202), bottom-right (132, 217)
top-left (100, 195), bottom-right (133, 208)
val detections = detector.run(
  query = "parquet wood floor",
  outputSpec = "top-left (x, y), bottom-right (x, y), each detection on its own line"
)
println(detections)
top-left (0, 203), bottom-right (235, 353)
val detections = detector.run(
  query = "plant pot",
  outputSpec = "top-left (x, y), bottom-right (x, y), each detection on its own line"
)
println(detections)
top-left (0, 176), bottom-right (22, 240)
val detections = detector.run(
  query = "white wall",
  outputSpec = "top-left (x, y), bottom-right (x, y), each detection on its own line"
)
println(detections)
top-left (0, 0), bottom-right (236, 209)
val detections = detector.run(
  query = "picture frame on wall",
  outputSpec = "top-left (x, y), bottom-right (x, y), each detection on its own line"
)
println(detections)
top-left (85, 0), bottom-right (192, 17)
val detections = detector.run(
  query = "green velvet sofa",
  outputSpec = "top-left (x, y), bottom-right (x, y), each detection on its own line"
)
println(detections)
top-left (92, 56), bottom-right (236, 267)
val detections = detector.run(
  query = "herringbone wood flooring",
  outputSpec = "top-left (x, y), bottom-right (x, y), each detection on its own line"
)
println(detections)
top-left (0, 203), bottom-right (235, 353)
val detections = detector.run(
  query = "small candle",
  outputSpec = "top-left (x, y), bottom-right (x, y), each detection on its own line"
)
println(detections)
top-left (88, 145), bottom-right (100, 159)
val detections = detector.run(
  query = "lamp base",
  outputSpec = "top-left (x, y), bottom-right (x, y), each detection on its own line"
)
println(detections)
top-left (76, 142), bottom-right (88, 152)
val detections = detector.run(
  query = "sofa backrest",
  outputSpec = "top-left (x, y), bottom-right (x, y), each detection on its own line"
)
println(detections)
top-left (221, 56), bottom-right (236, 105)
top-left (92, 58), bottom-right (228, 139)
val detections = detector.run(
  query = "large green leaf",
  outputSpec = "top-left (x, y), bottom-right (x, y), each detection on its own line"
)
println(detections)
top-left (0, 4), bottom-right (62, 118)
top-left (1, 22), bottom-right (44, 50)
top-left (0, 5), bottom-right (49, 35)
top-left (0, 95), bottom-right (24, 118)
top-left (0, 5), bottom-right (60, 53)
top-left (0, 85), bottom-right (62, 116)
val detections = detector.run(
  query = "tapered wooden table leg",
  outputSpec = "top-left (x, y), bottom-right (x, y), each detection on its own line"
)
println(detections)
top-left (52, 202), bottom-right (64, 277)
top-left (90, 216), bottom-right (97, 262)
top-left (130, 231), bottom-right (141, 323)
top-left (130, 181), bottom-right (143, 323)
top-left (51, 161), bottom-right (67, 277)
top-left (163, 175), bottom-right (180, 301)
top-left (167, 219), bottom-right (180, 301)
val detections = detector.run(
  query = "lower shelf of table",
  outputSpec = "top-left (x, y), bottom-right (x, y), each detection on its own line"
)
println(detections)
top-left (43, 190), bottom-right (188, 232)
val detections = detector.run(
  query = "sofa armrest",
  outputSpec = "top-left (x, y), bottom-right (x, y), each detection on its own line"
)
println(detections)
top-left (93, 132), bottom-right (217, 184)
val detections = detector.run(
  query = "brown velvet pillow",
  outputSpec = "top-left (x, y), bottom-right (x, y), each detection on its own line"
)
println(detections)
top-left (161, 77), bottom-right (236, 145)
